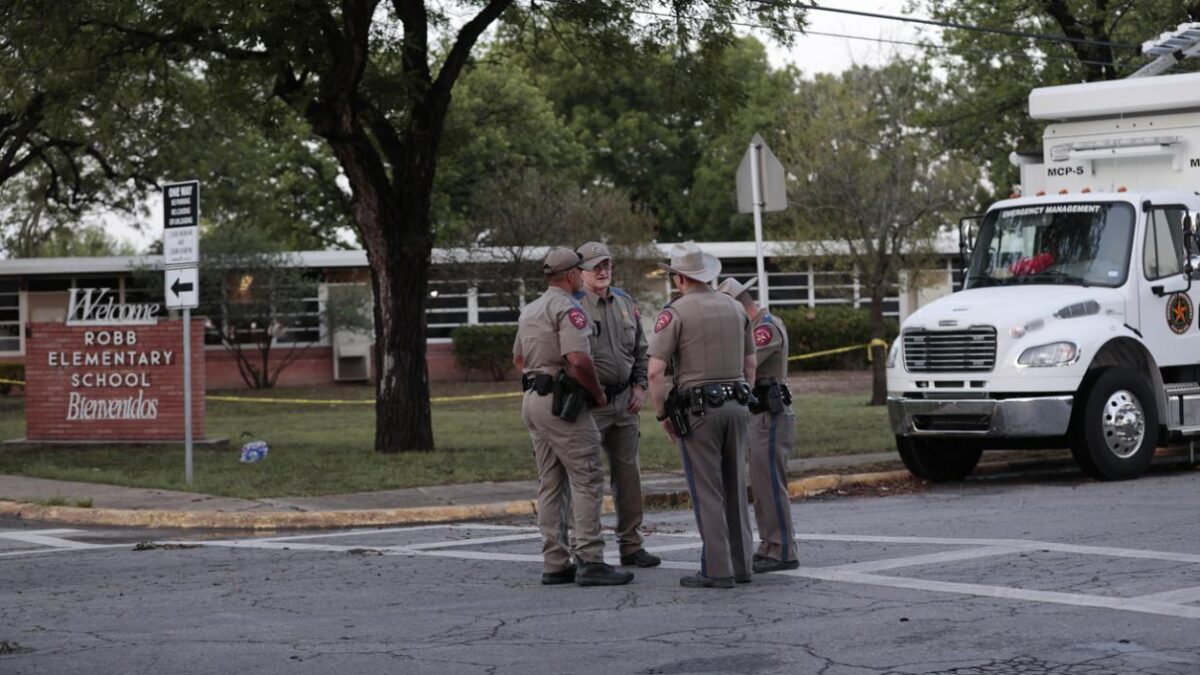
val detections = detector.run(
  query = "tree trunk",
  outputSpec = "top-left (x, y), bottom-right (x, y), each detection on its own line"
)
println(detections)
top-left (869, 291), bottom-right (887, 406)
top-left (367, 221), bottom-right (435, 453)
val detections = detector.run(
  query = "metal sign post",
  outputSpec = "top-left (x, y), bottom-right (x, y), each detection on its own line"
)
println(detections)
top-left (736, 133), bottom-right (788, 310)
top-left (163, 180), bottom-right (201, 484)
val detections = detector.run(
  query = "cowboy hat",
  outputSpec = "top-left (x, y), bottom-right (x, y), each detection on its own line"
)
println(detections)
top-left (656, 242), bottom-right (722, 283)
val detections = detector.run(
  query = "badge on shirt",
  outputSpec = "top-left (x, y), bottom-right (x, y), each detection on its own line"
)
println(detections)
top-left (654, 310), bottom-right (673, 333)
top-left (754, 325), bottom-right (773, 347)
top-left (568, 307), bottom-right (588, 330)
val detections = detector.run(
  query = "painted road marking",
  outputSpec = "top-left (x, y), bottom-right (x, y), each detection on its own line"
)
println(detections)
top-left (8, 525), bottom-right (1200, 619)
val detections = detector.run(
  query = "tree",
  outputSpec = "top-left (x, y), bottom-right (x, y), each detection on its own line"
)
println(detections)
top-left (68, 0), bottom-right (807, 452)
top-left (777, 62), bottom-right (980, 405)
top-left (917, 1), bottom-right (1200, 199)
top-left (196, 225), bottom-right (326, 389)
top-left (498, 27), bottom-right (794, 240)
top-left (441, 167), bottom-right (658, 311)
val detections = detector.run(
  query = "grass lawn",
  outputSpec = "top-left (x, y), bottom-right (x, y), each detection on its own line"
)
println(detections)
top-left (0, 378), bottom-right (892, 499)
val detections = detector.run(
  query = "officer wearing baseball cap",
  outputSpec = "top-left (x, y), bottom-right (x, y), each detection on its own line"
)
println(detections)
top-left (718, 276), bottom-right (799, 573)
top-left (647, 242), bottom-right (756, 588)
top-left (572, 241), bottom-right (660, 569)
top-left (512, 247), bottom-right (634, 587)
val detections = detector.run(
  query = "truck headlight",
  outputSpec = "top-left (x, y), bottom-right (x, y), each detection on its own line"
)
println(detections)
top-left (1017, 341), bottom-right (1079, 367)
top-left (886, 340), bottom-right (900, 368)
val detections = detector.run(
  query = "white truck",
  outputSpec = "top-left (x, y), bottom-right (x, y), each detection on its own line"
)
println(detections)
top-left (887, 66), bottom-right (1200, 481)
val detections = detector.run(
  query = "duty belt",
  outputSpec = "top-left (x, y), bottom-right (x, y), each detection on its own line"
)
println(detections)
top-left (676, 382), bottom-right (752, 416)
top-left (521, 372), bottom-right (554, 396)
top-left (602, 380), bottom-right (631, 401)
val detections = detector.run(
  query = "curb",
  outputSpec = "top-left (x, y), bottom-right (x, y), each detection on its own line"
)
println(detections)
top-left (3, 451), bottom-right (1191, 531)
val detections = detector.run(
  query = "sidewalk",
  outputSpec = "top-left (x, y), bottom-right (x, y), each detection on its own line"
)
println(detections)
top-left (0, 452), bottom-right (911, 530)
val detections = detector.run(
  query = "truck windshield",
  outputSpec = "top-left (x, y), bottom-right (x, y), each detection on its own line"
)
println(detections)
top-left (965, 202), bottom-right (1135, 289)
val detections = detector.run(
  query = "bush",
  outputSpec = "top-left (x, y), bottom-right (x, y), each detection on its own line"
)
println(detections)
top-left (0, 362), bottom-right (24, 397)
top-left (451, 325), bottom-right (520, 381)
top-left (773, 306), bottom-right (898, 371)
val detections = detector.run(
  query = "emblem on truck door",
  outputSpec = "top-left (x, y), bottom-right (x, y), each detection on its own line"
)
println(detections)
top-left (1167, 293), bottom-right (1193, 334)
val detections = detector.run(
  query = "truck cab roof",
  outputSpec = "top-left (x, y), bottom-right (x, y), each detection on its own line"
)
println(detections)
top-left (990, 190), bottom-right (1200, 212)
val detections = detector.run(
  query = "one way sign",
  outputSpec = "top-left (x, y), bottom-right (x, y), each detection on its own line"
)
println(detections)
top-left (165, 267), bottom-right (199, 310)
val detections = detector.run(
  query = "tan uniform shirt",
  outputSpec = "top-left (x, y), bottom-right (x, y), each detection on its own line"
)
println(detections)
top-left (752, 311), bottom-right (788, 381)
top-left (574, 287), bottom-right (648, 388)
top-left (513, 287), bottom-right (592, 376)
top-left (647, 284), bottom-right (755, 390)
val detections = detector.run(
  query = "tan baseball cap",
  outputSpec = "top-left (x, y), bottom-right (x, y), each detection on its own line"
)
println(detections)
top-left (542, 247), bottom-right (583, 275)
top-left (576, 241), bottom-right (613, 271)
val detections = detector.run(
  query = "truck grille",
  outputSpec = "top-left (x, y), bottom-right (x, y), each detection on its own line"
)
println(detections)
top-left (903, 327), bottom-right (997, 373)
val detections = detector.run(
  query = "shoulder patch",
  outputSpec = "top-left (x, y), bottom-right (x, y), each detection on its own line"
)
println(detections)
top-left (753, 325), bottom-right (773, 347)
top-left (761, 312), bottom-right (774, 324)
top-left (568, 307), bottom-right (588, 330)
top-left (572, 290), bottom-right (586, 300)
top-left (654, 310), bottom-right (674, 333)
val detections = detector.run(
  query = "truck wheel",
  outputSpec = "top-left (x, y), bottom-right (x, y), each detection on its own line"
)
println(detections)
top-left (895, 436), bottom-right (982, 482)
top-left (1070, 368), bottom-right (1158, 481)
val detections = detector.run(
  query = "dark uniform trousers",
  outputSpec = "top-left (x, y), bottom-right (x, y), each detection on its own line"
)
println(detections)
top-left (589, 387), bottom-right (645, 557)
top-left (678, 404), bottom-right (753, 579)
top-left (749, 407), bottom-right (798, 561)
top-left (521, 391), bottom-right (606, 571)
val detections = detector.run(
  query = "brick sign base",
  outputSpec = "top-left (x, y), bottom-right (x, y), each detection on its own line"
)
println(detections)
top-left (25, 321), bottom-right (205, 441)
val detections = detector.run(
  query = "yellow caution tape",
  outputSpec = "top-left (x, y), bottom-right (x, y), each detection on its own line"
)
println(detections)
top-left (208, 391), bottom-right (525, 406)
top-left (0, 378), bottom-right (24, 386)
top-left (789, 338), bottom-right (890, 363)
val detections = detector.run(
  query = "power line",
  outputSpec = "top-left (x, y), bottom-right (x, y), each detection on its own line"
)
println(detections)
top-left (799, 27), bottom-right (1135, 72)
top-left (536, 0), bottom-right (1133, 72)
top-left (754, 1), bottom-right (1141, 52)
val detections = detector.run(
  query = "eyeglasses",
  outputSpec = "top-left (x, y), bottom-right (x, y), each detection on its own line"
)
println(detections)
top-left (590, 261), bottom-right (613, 272)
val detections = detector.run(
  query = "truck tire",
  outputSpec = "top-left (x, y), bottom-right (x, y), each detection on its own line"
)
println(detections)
top-left (895, 436), bottom-right (982, 482)
top-left (1070, 367), bottom-right (1158, 481)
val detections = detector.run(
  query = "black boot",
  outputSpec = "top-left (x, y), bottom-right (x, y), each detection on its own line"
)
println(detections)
top-left (620, 549), bottom-right (662, 568)
top-left (679, 574), bottom-right (735, 589)
top-left (752, 557), bottom-right (800, 574)
top-left (541, 565), bottom-right (576, 585)
top-left (576, 562), bottom-right (634, 586)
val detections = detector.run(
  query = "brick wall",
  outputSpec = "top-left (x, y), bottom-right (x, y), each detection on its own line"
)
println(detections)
top-left (24, 321), bottom-right (205, 441)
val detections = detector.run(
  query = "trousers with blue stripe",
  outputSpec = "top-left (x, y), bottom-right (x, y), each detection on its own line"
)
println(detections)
top-left (748, 408), bottom-right (798, 562)
top-left (678, 404), bottom-right (753, 580)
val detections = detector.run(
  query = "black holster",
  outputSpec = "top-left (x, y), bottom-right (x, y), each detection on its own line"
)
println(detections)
top-left (751, 377), bottom-right (790, 415)
top-left (552, 370), bottom-right (589, 422)
top-left (522, 372), bottom-right (554, 396)
top-left (665, 388), bottom-right (692, 437)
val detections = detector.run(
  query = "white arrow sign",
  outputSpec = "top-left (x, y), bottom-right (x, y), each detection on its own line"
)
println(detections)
top-left (165, 267), bottom-right (199, 310)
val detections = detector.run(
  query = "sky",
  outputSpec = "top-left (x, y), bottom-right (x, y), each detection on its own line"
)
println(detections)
top-left (106, 1), bottom-right (932, 253)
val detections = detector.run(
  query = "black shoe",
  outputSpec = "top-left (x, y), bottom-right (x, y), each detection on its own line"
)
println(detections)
top-left (541, 565), bottom-right (576, 585)
top-left (735, 574), bottom-right (752, 584)
top-left (576, 562), bottom-right (634, 586)
top-left (752, 557), bottom-right (800, 574)
top-left (752, 553), bottom-right (768, 563)
top-left (679, 574), bottom-right (735, 589)
top-left (620, 549), bottom-right (662, 568)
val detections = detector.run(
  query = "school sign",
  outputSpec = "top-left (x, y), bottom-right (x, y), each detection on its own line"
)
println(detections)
top-left (24, 288), bottom-right (205, 442)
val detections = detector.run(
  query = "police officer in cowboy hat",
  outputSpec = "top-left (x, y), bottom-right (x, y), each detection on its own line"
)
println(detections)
top-left (573, 241), bottom-right (661, 569)
top-left (718, 276), bottom-right (800, 573)
top-left (648, 242), bottom-right (756, 588)
top-left (512, 247), bottom-right (634, 587)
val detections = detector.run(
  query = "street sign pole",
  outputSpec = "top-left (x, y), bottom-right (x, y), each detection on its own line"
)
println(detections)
top-left (749, 141), bottom-right (770, 310)
top-left (163, 180), bottom-right (201, 485)
top-left (183, 307), bottom-right (192, 484)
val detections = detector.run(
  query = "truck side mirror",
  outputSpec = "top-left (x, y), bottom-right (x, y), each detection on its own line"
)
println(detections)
top-left (958, 215), bottom-right (982, 271)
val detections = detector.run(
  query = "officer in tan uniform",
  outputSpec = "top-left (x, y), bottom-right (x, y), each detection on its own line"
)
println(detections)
top-left (718, 277), bottom-right (799, 573)
top-left (572, 241), bottom-right (661, 568)
top-left (647, 242), bottom-right (757, 588)
top-left (512, 247), bottom-right (634, 587)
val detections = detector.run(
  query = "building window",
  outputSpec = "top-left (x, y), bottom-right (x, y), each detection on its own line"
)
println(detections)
top-left (0, 279), bottom-right (18, 353)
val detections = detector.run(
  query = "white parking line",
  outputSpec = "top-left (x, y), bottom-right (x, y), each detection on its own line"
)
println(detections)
top-left (0, 528), bottom-right (108, 549)
top-left (829, 545), bottom-right (1035, 573)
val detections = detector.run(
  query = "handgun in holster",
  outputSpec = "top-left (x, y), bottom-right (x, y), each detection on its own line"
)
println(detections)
top-left (752, 377), bottom-right (786, 415)
top-left (552, 369), bottom-right (591, 422)
top-left (665, 388), bottom-right (692, 437)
